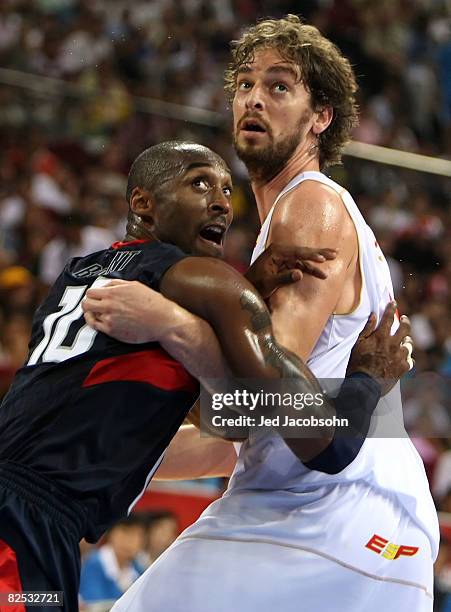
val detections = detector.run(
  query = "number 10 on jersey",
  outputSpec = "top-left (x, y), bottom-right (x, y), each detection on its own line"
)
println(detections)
top-left (28, 277), bottom-right (110, 365)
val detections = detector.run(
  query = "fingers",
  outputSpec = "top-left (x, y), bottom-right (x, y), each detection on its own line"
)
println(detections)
top-left (401, 335), bottom-right (415, 370)
top-left (270, 244), bottom-right (337, 263)
top-left (83, 311), bottom-right (98, 328)
top-left (290, 246), bottom-right (337, 262)
top-left (393, 315), bottom-right (415, 371)
top-left (377, 301), bottom-right (397, 335)
top-left (81, 297), bottom-right (110, 314)
top-left (392, 315), bottom-right (411, 343)
top-left (359, 312), bottom-right (377, 338)
top-left (398, 344), bottom-right (412, 375)
top-left (401, 335), bottom-right (413, 359)
top-left (85, 287), bottom-right (111, 300)
top-left (271, 269), bottom-right (303, 289)
top-left (290, 269), bottom-right (303, 283)
top-left (292, 250), bottom-right (326, 263)
top-left (85, 279), bottom-right (134, 300)
top-left (102, 279), bottom-right (130, 287)
top-left (299, 261), bottom-right (328, 279)
top-left (83, 309), bottom-right (111, 335)
top-left (314, 248), bottom-right (337, 261)
top-left (87, 318), bottom-right (110, 335)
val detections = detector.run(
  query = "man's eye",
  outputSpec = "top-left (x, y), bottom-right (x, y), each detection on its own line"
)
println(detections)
top-left (273, 83), bottom-right (288, 93)
top-left (193, 179), bottom-right (209, 190)
top-left (238, 80), bottom-right (252, 90)
top-left (223, 187), bottom-right (232, 197)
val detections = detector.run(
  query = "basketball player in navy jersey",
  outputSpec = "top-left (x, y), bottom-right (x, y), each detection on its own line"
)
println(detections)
top-left (0, 141), bottom-right (410, 611)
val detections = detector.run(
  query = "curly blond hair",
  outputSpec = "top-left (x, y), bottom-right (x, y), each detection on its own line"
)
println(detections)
top-left (224, 15), bottom-right (359, 168)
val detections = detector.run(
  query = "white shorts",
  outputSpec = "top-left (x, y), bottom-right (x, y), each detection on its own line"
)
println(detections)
top-left (113, 482), bottom-right (434, 612)
top-left (113, 539), bottom-right (432, 612)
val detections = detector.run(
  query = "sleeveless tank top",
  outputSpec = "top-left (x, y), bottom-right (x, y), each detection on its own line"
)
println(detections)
top-left (227, 171), bottom-right (439, 557)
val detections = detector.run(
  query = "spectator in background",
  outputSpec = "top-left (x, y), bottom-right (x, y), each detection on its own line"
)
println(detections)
top-left (434, 442), bottom-right (451, 504)
top-left (0, 265), bottom-right (36, 316)
top-left (435, 535), bottom-right (451, 612)
top-left (39, 212), bottom-right (115, 286)
top-left (79, 515), bottom-right (145, 606)
top-left (403, 375), bottom-right (451, 438)
top-left (0, 266), bottom-right (34, 392)
top-left (79, 538), bottom-right (95, 564)
top-left (435, 488), bottom-right (451, 612)
top-left (138, 511), bottom-right (179, 568)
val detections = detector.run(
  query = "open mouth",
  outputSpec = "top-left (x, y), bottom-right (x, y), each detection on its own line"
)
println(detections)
top-left (199, 224), bottom-right (226, 247)
top-left (241, 119), bottom-right (266, 133)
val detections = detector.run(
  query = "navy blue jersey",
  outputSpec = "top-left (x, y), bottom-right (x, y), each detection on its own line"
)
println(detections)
top-left (0, 240), bottom-right (199, 542)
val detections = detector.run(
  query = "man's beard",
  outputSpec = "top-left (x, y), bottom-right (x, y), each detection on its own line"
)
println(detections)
top-left (233, 116), bottom-right (307, 184)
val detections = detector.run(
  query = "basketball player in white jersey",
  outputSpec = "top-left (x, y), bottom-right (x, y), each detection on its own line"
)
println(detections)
top-left (84, 15), bottom-right (438, 611)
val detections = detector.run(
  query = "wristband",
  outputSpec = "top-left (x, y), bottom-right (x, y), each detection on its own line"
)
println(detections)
top-left (304, 372), bottom-right (381, 474)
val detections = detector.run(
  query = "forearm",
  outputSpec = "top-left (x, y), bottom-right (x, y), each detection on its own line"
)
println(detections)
top-left (154, 424), bottom-right (236, 480)
top-left (161, 260), bottom-right (338, 456)
top-left (155, 300), bottom-right (230, 382)
top-left (304, 373), bottom-right (382, 473)
top-left (161, 259), bottom-right (323, 386)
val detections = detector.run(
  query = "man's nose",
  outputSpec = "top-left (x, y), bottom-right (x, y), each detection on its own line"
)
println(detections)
top-left (208, 191), bottom-right (231, 215)
top-left (245, 84), bottom-right (264, 111)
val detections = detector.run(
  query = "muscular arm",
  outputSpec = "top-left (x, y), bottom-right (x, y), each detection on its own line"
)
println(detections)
top-left (154, 424), bottom-right (236, 480)
top-left (268, 181), bottom-right (359, 359)
top-left (159, 255), bottom-right (336, 461)
top-left (154, 300), bottom-right (231, 383)
top-left (82, 278), bottom-right (232, 383)
top-left (160, 256), bottom-right (322, 385)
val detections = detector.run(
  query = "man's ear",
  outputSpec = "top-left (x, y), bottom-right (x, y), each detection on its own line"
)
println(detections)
top-left (130, 187), bottom-right (155, 221)
top-left (312, 106), bottom-right (333, 135)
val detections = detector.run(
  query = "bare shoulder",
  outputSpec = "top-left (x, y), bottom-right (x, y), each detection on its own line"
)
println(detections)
top-left (270, 179), bottom-right (356, 257)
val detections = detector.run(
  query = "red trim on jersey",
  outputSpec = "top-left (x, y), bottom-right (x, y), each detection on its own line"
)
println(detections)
top-left (82, 348), bottom-right (198, 392)
top-left (111, 239), bottom-right (150, 249)
top-left (0, 539), bottom-right (25, 612)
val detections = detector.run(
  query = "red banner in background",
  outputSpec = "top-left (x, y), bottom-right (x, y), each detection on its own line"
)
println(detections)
top-left (439, 512), bottom-right (451, 543)
top-left (135, 483), bottom-right (220, 532)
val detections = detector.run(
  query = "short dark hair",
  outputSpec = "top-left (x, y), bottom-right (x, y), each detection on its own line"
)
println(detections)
top-left (126, 141), bottom-right (228, 203)
top-left (224, 15), bottom-right (359, 168)
top-left (137, 510), bottom-right (178, 530)
top-left (109, 514), bottom-right (145, 531)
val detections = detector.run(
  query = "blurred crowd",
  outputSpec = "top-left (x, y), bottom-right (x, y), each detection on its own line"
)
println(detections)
top-left (78, 511), bottom-right (179, 611)
top-left (0, 0), bottom-right (450, 608)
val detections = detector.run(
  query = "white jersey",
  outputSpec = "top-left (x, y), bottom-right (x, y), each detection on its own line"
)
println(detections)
top-left (191, 171), bottom-right (439, 563)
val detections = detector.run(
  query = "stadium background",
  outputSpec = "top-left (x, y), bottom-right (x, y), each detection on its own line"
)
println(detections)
top-left (0, 0), bottom-right (450, 609)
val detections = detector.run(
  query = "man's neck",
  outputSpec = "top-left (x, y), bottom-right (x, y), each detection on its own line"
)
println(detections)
top-left (252, 147), bottom-right (320, 224)
top-left (124, 213), bottom-right (155, 242)
top-left (123, 233), bottom-right (154, 243)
